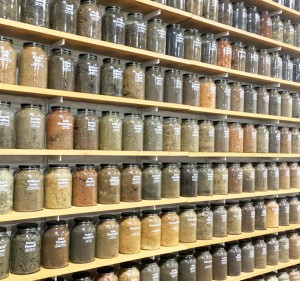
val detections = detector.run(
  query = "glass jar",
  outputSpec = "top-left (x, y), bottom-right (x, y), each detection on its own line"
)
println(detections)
top-left (227, 201), bottom-right (242, 235)
top-left (267, 162), bottom-right (279, 190)
top-left (182, 73), bottom-right (200, 106)
top-left (118, 262), bottom-right (140, 281)
top-left (198, 164), bottom-right (213, 196)
top-left (178, 250), bottom-right (196, 280)
top-left (140, 259), bottom-right (160, 281)
top-left (199, 120), bottom-right (215, 152)
top-left (161, 208), bottom-right (179, 247)
top-left (256, 125), bottom-right (269, 153)
top-left (231, 42), bottom-right (246, 71)
top-left (125, 13), bottom-right (146, 49)
top-left (288, 196), bottom-right (300, 224)
top-left (143, 115), bottom-right (163, 151)
top-left (21, 0), bottom-right (49, 27)
top-left (41, 220), bottom-right (69, 269)
top-left (201, 33), bottom-right (217, 65)
top-left (72, 164), bottom-right (97, 207)
top-left (244, 84), bottom-right (257, 113)
top-left (123, 62), bottom-right (145, 99)
top-left (229, 122), bottom-right (243, 152)
top-left (98, 111), bottom-right (122, 150)
top-left (226, 242), bottom-right (241, 276)
top-left (255, 163), bottom-right (268, 191)
top-left (212, 244), bottom-right (227, 280)
top-left (212, 203), bottom-right (227, 237)
top-left (184, 29), bottom-right (201, 61)
top-left (279, 162), bottom-right (290, 190)
top-left (45, 164), bottom-right (72, 209)
top-left (74, 109), bottom-right (98, 150)
top-left (283, 20), bottom-right (295, 45)
top-left (0, 227), bottom-right (9, 279)
top-left (217, 37), bottom-right (232, 68)
top-left (277, 270), bottom-right (290, 281)
top-left (203, 0), bottom-right (218, 21)
top-left (272, 15), bottom-right (284, 42)
top-left (196, 247), bottom-right (212, 281)
top-left (180, 163), bottom-right (198, 197)
top-left (164, 69), bottom-right (182, 104)
top-left (281, 91), bottom-right (292, 117)
top-left (233, 1), bottom-right (247, 30)
top-left (46, 106), bottom-right (74, 150)
top-left (287, 231), bottom-right (300, 259)
top-left (145, 66), bottom-right (164, 102)
top-left (50, 0), bottom-right (77, 34)
top-left (228, 163), bottom-right (242, 194)
top-left (245, 46), bottom-right (259, 74)
top-left (185, 0), bottom-right (203, 16)
top-left (159, 254), bottom-right (178, 280)
top-left (0, 102), bottom-right (14, 149)
top-left (163, 117), bottom-right (181, 151)
top-left (257, 87), bottom-right (270, 115)
top-left (0, 37), bottom-right (17, 85)
top-left (278, 232), bottom-right (289, 263)
top-left (215, 121), bottom-right (229, 152)
top-left (147, 19), bottom-right (166, 54)
top-left (216, 79), bottom-right (231, 110)
top-left (253, 237), bottom-right (267, 269)
top-left (122, 113), bottom-right (143, 151)
top-left (266, 234), bottom-right (279, 265)
top-left (142, 164), bottom-right (161, 200)
top-left (19, 42), bottom-right (47, 88)
top-left (240, 240), bottom-right (254, 272)
top-left (230, 82), bottom-right (244, 112)
top-left (199, 77), bottom-right (216, 108)
top-left (290, 163), bottom-right (300, 189)
top-left (258, 49), bottom-right (271, 76)
top-left (0, 166), bottom-right (13, 215)
top-left (277, 196), bottom-right (290, 226)
top-left (179, 206), bottom-right (197, 242)
top-left (72, 271), bottom-right (93, 281)
top-left (247, 6), bottom-right (260, 34)
top-left (213, 163), bottom-right (228, 195)
top-left (243, 124), bottom-right (257, 153)
top-left (260, 11), bottom-right (272, 38)
top-left (97, 164), bottom-right (120, 204)
top-left (10, 223), bottom-right (41, 274)
top-left (295, 23), bottom-right (300, 47)
top-left (120, 164), bottom-right (142, 202)
top-left (196, 203), bottom-right (213, 240)
top-left (282, 56), bottom-right (293, 81)
top-left (96, 215), bottom-right (119, 259)
top-left (270, 52), bottom-right (283, 79)
top-left (288, 268), bottom-right (300, 281)
top-left (141, 210), bottom-right (161, 250)
top-left (269, 89), bottom-right (281, 116)
top-left (75, 54), bottom-right (100, 94)
top-left (166, 24), bottom-right (184, 58)
top-left (242, 163), bottom-right (255, 193)
top-left (253, 199), bottom-right (267, 230)
top-left (101, 6), bottom-right (125, 44)
top-left (162, 163), bottom-right (180, 198)
top-left (100, 58), bottom-right (123, 97)
top-left (167, 0), bottom-right (185, 9)
top-left (280, 127), bottom-right (292, 153)
top-left (292, 92), bottom-right (300, 117)
top-left (218, 0), bottom-right (233, 26)
top-left (70, 217), bottom-right (96, 263)
top-left (241, 200), bottom-right (255, 232)
top-left (119, 212), bottom-right (141, 254)
top-left (0, 0), bottom-right (19, 20)
top-left (266, 198), bottom-right (279, 228)
top-left (269, 126), bottom-right (281, 153)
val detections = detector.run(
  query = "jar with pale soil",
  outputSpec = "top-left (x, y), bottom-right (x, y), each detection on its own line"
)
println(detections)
top-left (278, 162), bottom-right (290, 190)
top-left (267, 162), bottom-right (279, 191)
top-left (199, 77), bottom-right (216, 108)
top-left (161, 208), bottom-right (179, 247)
top-left (278, 232), bottom-right (289, 263)
top-left (118, 262), bottom-right (140, 281)
top-left (256, 125), bottom-right (269, 153)
top-left (242, 163), bottom-right (255, 193)
top-left (290, 162), bottom-right (300, 189)
top-left (287, 196), bottom-right (300, 224)
top-left (143, 115), bottom-right (163, 151)
top-left (212, 203), bottom-right (227, 237)
top-left (287, 231), bottom-right (300, 259)
top-left (269, 126), bottom-right (280, 153)
top-left (95, 266), bottom-right (118, 281)
top-left (196, 203), bottom-right (213, 240)
top-left (230, 82), bottom-right (244, 112)
top-left (141, 210), bottom-right (161, 250)
top-left (122, 113), bottom-right (143, 151)
top-left (123, 62), bottom-right (145, 99)
top-left (291, 128), bottom-right (300, 153)
top-left (163, 117), bottom-right (181, 151)
top-left (228, 163), bottom-right (242, 194)
top-left (229, 122), bottom-right (243, 152)
top-left (0, 37), bottom-right (16, 85)
top-left (181, 118), bottom-right (199, 152)
top-left (255, 163), bottom-right (267, 191)
top-left (280, 127), bottom-right (292, 153)
top-left (256, 87), bottom-right (269, 115)
top-left (198, 164), bottom-right (213, 196)
top-left (183, 73), bottom-right (200, 106)
top-left (213, 163), bottom-right (228, 195)
top-left (269, 88), bottom-right (281, 116)
top-left (0, 166), bottom-right (13, 215)
top-left (266, 198), bottom-right (279, 228)
top-left (179, 206), bottom-right (197, 243)
top-left (199, 120), bottom-right (215, 152)
top-left (277, 196), bottom-right (290, 226)
top-left (162, 163), bottom-right (180, 198)
top-left (243, 124), bottom-right (257, 153)
top-left (21, 0), bottom-right (49, 27)
top-left (226, 201), bottom-right (242, 235)
top-left (281, 91), bottom-right (292, 117)
top-left (0, 102), bottom-right (14, 149)
top-left (214, 121), bottom-right (229, 152)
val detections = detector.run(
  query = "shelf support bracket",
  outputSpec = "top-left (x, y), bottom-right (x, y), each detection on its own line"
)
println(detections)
top-left (266, 47), bottom-right (281, 53)
top-left (48, 96), bottom-right (64, 104)
top-left (141, 106), bottom-right (159, 113)
top-left (48, 155), bottom-right (63, 162)
top-left (49, 39), bottom-right (66, 49)
top-left (263, 83), bottom-right (281, 88)
top-left (143, 59), bottom-right (160, 67)
top-left (211, 73), bottom-right (228, 80)
top-left (214, 31), bottom-right (229, 40)
top-left (145, 9), bottom-right (161, 20)
top-left (269, 10), bottom-right (282, 16)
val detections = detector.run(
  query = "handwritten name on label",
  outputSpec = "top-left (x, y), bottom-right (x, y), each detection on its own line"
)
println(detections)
top-left (24, 241), bottom-right (36, 253)
top-left (27, 179), bottom-right (40, 191)
top-left (55, 237), bottom-right (67, 248)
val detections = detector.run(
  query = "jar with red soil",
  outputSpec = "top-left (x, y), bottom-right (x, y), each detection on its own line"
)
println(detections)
top-left (260, 11), bottom-right (272, 38)
top-left (217, 37), bottom-right (232, 68)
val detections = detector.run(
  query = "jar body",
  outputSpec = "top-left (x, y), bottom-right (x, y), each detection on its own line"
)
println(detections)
top-left (230, 82), bottom-right (244, 112)
top-left (0, 0), bottom-right (20, 20)
top-left (120, 165), bottom-right (142, 202)
top-left (180, 164), bottom-right (198, 197)
top-left (218, 0), bottom-right (233, 26)
top-left (178, 254), bottom-right (196, 281)
top-left (181, 118), bottom-right (200, 151)
top-left (254, 201), bottom-right (267, 230)
top-left (184, 29), bottom-right (201, 61)
top-left (185, 0), bottom-right (203, 16)
top-left (257, 125), bottom-right (269, 153)
top-left (161, 211), bottom-right (180, 247)
top-left (0, 232), bottom-right (10, 279)
top-left (125, 13), bottom-right (147, 49)
top-left (233, 2), bottom-right (247, 30)
top-left (21, 0), bottom-right (49, 27)
top-left (283, 20), bottom-right (295, 45)
top-left (163, 118), bottom-right (181, 151)
top-left (142, 164), bottom-right (161, 200)
top-left (0, 167), bottom-right (13, 215)
top-left (196, 250), bottom-right (212, 281)
top-left (212, 205), bottom-right (227, 237)
top-left (0, 40), bottom-right (17, 85)
top-left (278, 198), bottom-right (290, 226)
top-left (143, 116), bottom-right (163, 151)
top-left (231, 43), bottom-right (246, 71)
top-left (215, 121), bottom-right (229, 152)
top-left (122, 114), bottom-right (143, 151)
top-left (290, 163), bottom-right (300, 189)
top-left (267, 163), bottom-right (279, 191)
top-left (243, 124), bottom-right (257, 153)
top-left (281, 91), bottom-right (293, 117)
top-left (255, 163), bottom-right (268, 191)
top-left (198, 164), bottom-right (213, 196)
top-left (292, 92), bottom-right (300, 117)
top-left (253, 239), bottom-right (267, 269)
top-left (212, 247), bottom-right (227, 280)
top-left (282, 57), bottom-right (293, 82)
top-left (123, 63), bottom-right (145, 99)
top-left (269, 89), bottom-right (281, 116)
top-left (162, 164), bottom-right (180, 198)
top-left (164, 70), bottom-right (183, 104)
top-left (213, 164), bottom-right (228, 195)
top-left (159, 257), bottom-right (179, 281)
top-left (141, 213), bottom-right (161, 250)
top-left (266, 200), bottom-right (279, 228)
top-left (203, 0), bottom-right (218, 21)
top-left (217, 38), bottom-right (232, 68)
top-left (241, 241), bottom-right (255, 272)
top-left (227, 204), bottom-right (242, 235)
top-left (229, 123), bottom-right (243, 153)
top-left (266, 236), bottom-right (279, 266)
top-left (227, 244), bottom-right (241, 276)
top-left (258, 50), bottom-right (271, 76)
top-left (245, 46), bottom-right (259, 74)
top-left (147, 19), bottom-right (166, 54)
top-left (270, 52), bottom-right (283, 79)
top-left (179, 209), bottom-right (197, 242)
top-left (166, 24), bottom-right (184, 58)
top-left (140, 262), bottom-right (160, 281)
top-left (196, 206), bottom-right (213, 240)
top-left (244, 85), bottom-right (257, 113)
top-left (201, 34), bottom-right (217, 64)
top-left (280, 127), bottom-right (292, 153)
top-left (199, 77), bottom-right (216, 108)
top-left (216, 80), bottom-right (231, 110)
top-left (257, 87), bottom-right (270, 115)
top-left (182, 74), bottom-right (200, 106)
top-left (241, 202), bottom-right (255, 232)
top-left (279, 163), bottom-right (290, 190)
top-left (288, 232), bottom-right (300, 259)
top-left (269, 126), bottom-right (281, 153)
top-left (289, 197), bottom-right (300, 224)
top-left (145, 66), bottom-right (164, 102)
top-left (260, 11), bottom-right (272, 38)
top-left (0, 103), bottom-right (14, 149)
top-left (242, 164), bottom-right (255, 193)
top-left (119, 267), bottom-right (140, 281)
top-left (199, 120), bottom-right (215, 152)
top-left (247, 7), bottom-right (260, 34)
top-left (272, 16), bottom-right (283, 42)
top-left (228, 164), bottom-right (242, 194)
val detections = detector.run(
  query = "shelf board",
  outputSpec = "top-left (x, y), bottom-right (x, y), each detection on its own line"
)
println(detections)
top-left (189, 152), bottom-right (300, 158)
top-left (1, 189), bottom-right (299, 223)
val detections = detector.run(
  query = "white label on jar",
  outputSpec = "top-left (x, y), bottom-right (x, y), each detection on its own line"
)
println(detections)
top-left (0, 245), bottom-right (6, 257)
top-left (274, 170), bottom-right (279, 177)
top-left (250, 250), bottom-right (254, 258)
top-left (88, 65), bottom-right (99, 76)
top-left (206, 216), bottom-right (213, 225)
top-left (250, 171), bottom-right (255, 179)
top-left (0, 180), bottom-right (8, 192)
top-left (170, 269), bottom-right (178, 278)
top-left (194, 38), bottom-right (201, 48)
top-left (85, 177), bottom-right (95, 187)
top-left (30, 117), bottom-right (41, 128)
top-left (58, 119), bottom-right (72, 130)
top-left (297, 240), bottom-right (300, 247)
top-left (176, 33), bottom-right (184, 44)
top-left (192, 173), bottom-right (198, 182)
top-left (284, 242), bottom-right (289, 250)
top-left (152, 174), bottom-right (161, 184)
top-left (234, 214), bottom-right (242, 220)
top-left (62, 60), bottom-right (72, 72)
top-left (58, 178), bottom-right (69, 189)
top-left (155, 76), bottom-right (163, 86)
top-left (112, 122), bottom-right (121, 132)
top-left (155, 125), bottom-right (163, 135)
top-left (236, 253), bottom-right (241, 261)
top-left (149, 223), bottom-right (161, 233)
top-left (87, 121), bottom-right (96, 131)
top-left (129, 226), bottom-right (141, 236)
top-left (297, 169), bottom-right (300, 176)
top-left (208, 130), bottom-right (214, 137)
top-left (224, 46), bottom-right (232, 56)
top-left (238, 172), bottom-right (242, 180)
top-left (137, 23), bottom-right (146, 33)
top-left (272, 207), bottom-right (279, 214)
top-left (32, 54), bottom-right (44, 69)
top-left (238, 131), bottom-right (243, 139)
top-left (192, 82), bottom-right (200, 92)
top-left (261, 209), bottom-right (266, 217)
top-left (222, 174), bottom-right (228, 180)
top-left (221, 214), bottom-right (227, 222)
top-left (263, 95), bottom-right (270, 103)
top-left (192, 128), bottom-right (199, 137)
top-left (285, 206), bottom-right (290, 213)
top-left (113, 18), bottom-right (125, 28)
top-left (0, 115), bottom-right (10, 127)
top-left (172, 173), bottom-right (180, 182)
top-left (224, 130), bottom-right (229, 138)
top-left (134, 124), bottom-right (143, 134)
top-left (65, 4), bottom-right (74, 15)
top-left (113, 69), bottom-right (122, 80)
top-left (35, 0), bottom-right (45, 7)
top-left (262, 247), bottom-right (267, 255)
top-left (297, 205), bottom-right (300, 212)
top-left (110, 176), bottom-right (120, 186)
top-left (132, 175), bottom-right (141, 185)
top-left (27, 179), bottom-right (40, 191)
top-left (24, 241), bottom-right (36, 253)
top-left (153, 273), bottom-right (159, 280)
top-left (83, 232), bottom-right (94, 243)
top-left (175, 79), bottom-right (182, 90)
top-left (135, 73), bottom-right (144, 83)
top-left (91, 10), bottom-right (100, 21)
top-left (287, 135), bottom-right (292, 141)
top-left (107, 229), bottom-right (118, 240)
top-left (174, 127), bottom-right (181, 136)
top-left (190, 264), bottom-right (196, 273)
top-left (207, 172), bottom-right (213, 181)
top-left (251, 211), bottom-right (255, 218)
top-left (55, 237), bottom-right (66, 248)
top-left (158, 28), bottom-right (166, 39)
top-left (263, 171), bottom-right (267, 178)
top-left (274, 244), bottom-right (279, 252)
top-left (221, 257), bottom-right (227, 265)
top-left (0, 50), bottom-right (10, 63)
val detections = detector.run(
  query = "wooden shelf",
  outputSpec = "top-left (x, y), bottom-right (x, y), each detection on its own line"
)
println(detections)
top-left (6, 224), bottom-right (300, 281)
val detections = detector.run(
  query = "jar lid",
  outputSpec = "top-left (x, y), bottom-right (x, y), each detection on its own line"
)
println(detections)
top-left (252, 198), bottom-right (264, 202)
top-left (144, 114), bottom-right (160, 118)
top-left (163, 116), bottom-right (178, 121)
top-left (240, 199), bottom-right (252, 203)
top-left (142, 209), bottom-right (159, 215)
top-left (49, 164), bottom-right (69, 168)
top-left (74, 217), bottom-right (93, 223)
top-left (120, 262), bottom-right (138, 269)
top-left (128, 12), bottom-right (144, 17)
top-left (102, 111), bottom-right (119, 115)
top-left (44, 277), bottom-right (65, 281)
top-left (76, 164), bottom-right (95, 168)
top-left (211, 202), bottom-right (224, 207)
top-left (77, 109), bottom-right (96, 114)
top-left (51, 106), bottom-right (71, 111)
top-left (0, 227), bottom-right (6, 233)
top-left (101, 164), bottom-right (118, 168)
top-left (17, 223), bottom-right (38, 229)
top-left (23, 42), bottom-right (44, 49)
top-left (184, 29), bottom-right (198, 33)
top-left (124, 113), bottom-right (141, 117)
top-left (0, 165), bottom-right (9, 169)
top-left (227, 200), bottom-right (239, 205)
top-left (161, 208), bottom-right (178, 213)
top-left (182, 118), bottom-right (197, 122)
top-left (79, 53), bottom-right (97, 60)
top-left (148, 18), bottom-right (163, 23)
top-left (72, 271), bottom-right (92, 280)
top-left (103, 58), bottom-right (120, 64)
top-left (98, 214), bottom-right (117, 220)
top-left (160, 253), bottom-right (176, 259)
top-left (196, 246), bottom-right (209, 252)
top-left (145, 65), bottom-right (161, 71)
top-left (51, 48), bottom-right (71, 56)
top-left (265, 234), bottom-right (276, 238)
top-left (46, 220), bottom-right (67, 226)
top-left (97, 266), bottom-right (115, 274)
top-left (141, 258), bottom-right (157, 264)
top-left (179, 205), bottom-right (195, 210)
top-left (196, 203), bottom-right (210, 208)
top-left (0, 101), bottom-right (11, 106)
top-left (0, 36), bottom-right (12, 43)
top-left (166, 23), bottom-right (181, 28)
top-left (125, 62), bottom-right (142, 67)
top-left (123, 163), bottom-right (140, 167)
top-left (121, 212), bottom-right (138, 217)
top-left (19, 165), bottom-right (40, 169)
top-left (105, 6), bottom-right (122, 12)
top-left (21, 103), bottom-right (42, 109)
top-left (211, 244), bottom-right (224, 248)
top-left (165, 69), bottom-right (180, 74)
top-left (178, 249), bottom-right (194, 256)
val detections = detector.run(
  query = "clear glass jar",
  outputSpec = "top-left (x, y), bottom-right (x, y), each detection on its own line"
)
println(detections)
top-left (0, 166), bottom-right (13, 215)
top-left (164, 69), bottom-right (182, 104)
top-left (184, 29), bottom-right (201, 61)
top-left (269, 88), bottom-right (281, 116)
top-left (122, 113), bottom-right (143, 151)
top-left (166, 24), bottom-right (184, 58)
top-left (159, 254), bottom-right (178, 280)
top-left (281, 91), bottom-right (293, 117)
top-left (253, 237), bottom-right (267, 269)
top-left (140, 259), bottom-right (160, 281)
top-left (212, 244), bottom-right (227, 280)
top-left (217, 37), bottom-right (232, 68)
top-left (258, 49), bottom-right (271, 76)
top-left (120, 164), bottom-right (141, 202)
top-left (142, 163), bottom-right (162, 200)
top-left (233, 1), bottom-right (247, 30)
top-left (283, 20), bottom-right (295, 45)
top-left (21, 0), bottom-right (49, 27)
top-left (212, 203), bottom-right (227, 237)
top-left (0, 37), bottom-right (17, 85)
top-left (100, 58), bottom-right (123, 97)
top-left (215, 121), bottom-right (229, 152)
top-left (143, 115), bottom-right (163, 151)
top-left (75, 53), bottom-right (100, 94)
top-left (227, 201), bottom-right (242, 235)
top-left (182, 73), bottom-right (200, 106)
top-left (226, 242), bottom-right (241, 276)
top-left (270, 52), bottom-right (283, 79)
top-left (163, 117), bottom-right (181, 151)
top-left (230, 81), bottom-right (244, 112)
top-left (141, 210), bottom-right (161, 250)
top-left (288, 268), bottom-right (300, 281)
top-left (0, 227), bottom-right (9, 279)
top-left (125, 13), bottom-right (146, 49)
top-left (266, 198), bottom-right (279, 228)
top-left (199, 77), bottom-right (216, 108)
top-left (229, 122), bottom-right (243, 152)
top-left (292, 128), bottom-right (300, 153)
top-left (213, 163), bottom-right (228, 195)
top-left (277, 196), bottom-right (290, 226)
top-left (278, 232), bottom-right (289, 263)
top-left (198, 164), bottom-right (213, 196)
top-left (260, 11), bottom-right (272, 38)
top-left (247, 6), bottom-right (260, 34)
top-left (98, 111), bottom-right (122, 150)
top-left (228, 163), bottom-right (242, 194)
top-left (10, 223), bottom-right (41, 274)
top-left (272, 15), bottom-right (284, 42)
top-left (240, 240), bottom-right (254, 272)
top-left (179, 206), bottom-right (197, 243)
top-left (123, 62), bottom-right (145, 99)
top-left (294, 23), bottom-right (300, 47)
top-left (203, 0), bottom-right (218, 21)
top-left (19, 42), bottom-right (47, 88)
top-left (231, 42), bottom-right (246, 71)
top-left (201, 33), bottom-right (217, 65)
top-left (288, 196), bottom-right (300, 224)
top-left (269, 126), bottom-right (281, 153)
top-left (178, 250), bottom-right (196, 280)
top-left (241, 200), bottom-right (255, 232)
top-left (161, 208), bottom-right (179, 247)
top-left (280, 127), bottom-right (292, 153)
top-left (282, 56), bottom-right (293, 81)
top-left (256, 125), bottom-right (269, 153)
top-left (267, 162), bottom-right (279, 190)
top-left (277, 270), bottom-right (290, 281)
top-left (196, 247), bottom-right (212, 281)
top-left (243, 124), bottom-right (257, 153)
top-left (216, 79), bottom-right (231, 110)
top-left (245, 46), bottom-right (259, 74)
top-left (253, 198), bottom-right (267, 230)
top-left (218, 0), bottom-right (233, 26)
top-left (266, 234), bottom-right (279, 265)
top-left (162, 163), bottom-right (180, 198)
top-left (257, 87), bottom-right (270, 115)
top-left (279, 162), bottom-right (290, 190)
top-left (287, 231), bottom-right (300, 259)
top-left (242, 163), bottom-right (255, 193)
top-left (167, 0), bottom-right (185, 9)
top-left (255, 163), bottom-right (268, 191)
top-left (292, 92), bottom-right (300, 117)
top-left (73, 271), bottom-right (93, 281)
top-left (180, 163), bottom-right (198, 197)
top-left (290, 162), bottom-right (300, 189)
top-left (199, 120), bottom-right (215, 152)
top-left (185, 0), bottom-right (203, 16)
top-left (244, 84), bottom-right (257, 113)
top-left (101, 6), bottom-right (125, 44)
top-left (147, 19), bottom-right (166, 54)
top-left (196, 203), bottom-right (213, 240)
top-left (0, 102), bottom-right (14, 149)
top-left (0, 0), bottom-right (20, 20)
top-left (118, 263), bottom-right (140, 281)
top-left (145, 66), bottom-right (164, 102)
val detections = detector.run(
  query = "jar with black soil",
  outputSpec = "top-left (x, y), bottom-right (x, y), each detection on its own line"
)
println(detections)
top-left (279, 162), bottom-right (290, 189)
top-left (292, 128), bottom-right (300, 153)
top-left (0, 0), bottom-right (19, 20)
top-left (41, 220), bottom-right (69, 269)
top-left (240, 239), bottom-right (254, 272)
top-left (145, 66), bottom-right (164, 102)
top-left (266, 234), bottom-right (279, 266)
top-left (196, 203), bottom-right (213, 240)
top-left (283, 19), bottom-right (295, 45)
top-left (256, 125), bottom-right (269, 153)
top-left (120, 164), bottom-right (142, 202)
top-left (287, 231), bottom-right (300, 259)
top-left (142, 164), bottom-right (161, 200)
top-left (0, 227), bottom-right (9, 279)
top-left (0, 37), bottom-right (17, 85)
top-left (230, 81), bottom-right (244, 112)
top-left (212, 244), bottom-right (227, 280)
top-left (100, 58), bottom-right (123, 97)
top-left (233, 1), bottom-right (247, 30)
top-left (255, 163), bottom-right (267, 191)
top-left (247, 6), bottom-right (260, 34)
top-left (258, 49), bottom-right (271, 76)
top-left (21, 0), bottom-right (49, 27)
top-left (162, 163), bottom-right (180, 198)
top-left (282, 56), bottom-right (293, 82)
top-left (179, 206), bottom-right (197, 243)
top-left (243, 124), bottom-right (257, 153)
top-left (229, 122), bottom-right (243, 153)
top-left (272, 15), bottom-right (283, 42)
top-left (72, 271), bottom-right (93, 281)
top-left (70, 217), bottom-right (96, 264)
top-left (269, 126), bottom-right (280, 153)
top-left (203, 0), bottom-right (218, 21)
top-left (180, 163), bottom-right (198, 197)
top-left (213, 163), bottom-right (228, 195)
top-left (118, 262), bottom-right (140, 281)
top-left (50, 0), bottom-right (77, 34)
top-left (214, 121), bottom-right (229, 152)
top-left (253, 237), bottom-right (267, 269)
top-left (266, 197), bottom-right (279, 228)
top-left (10, 223), bottom-right (41, 274)
top-left (287, 196), bottom-right (300, 224)
top-left (161, 208), bottom-right (179, 247)
top-left (159, 254), bottom-right (178, 281)
top-left (140, 258), bottom-right (160, 281)
top-left (0, 166), bottom-right (13, 215)
top-left (231, 42), bottom-right (246, 71)
top-left (199, 77), bottom-right (216, 108)
top-left (147, 19), bottom-right (166, 54)
top-left (164, 69), bottom-right (182, 104)
top-left (184, 29), bottom-right (201, 61)
top-left (141, 210), bottom-right (161, 250)
top-left (228, 163), bottom-right (242, 194)
top-left (256, 87), bottom-right (270, 115)
top-left (123, 62), bottom-right (145, 99)
top-left (277, 232), bottom-right (289, 263)
top-left (226, 242), bottom-right (241, 276)
top-left (212, 203), bottom-right (227, 237)
top-left (125, 13), bottom-right (146, 49)
top-left (163, 117), bottom-right (181, 151)
top-left (290, 162), bottom-right (300, 189)
top-left (241, 200), bottom-right (255, 232)
top-left (178, 251), bottom-right (197, 281)
top-left (182, 73), bottom-right (200, 106)
top-left (166, 24), bottom-right (184, 58)
top-left (270, 52), bottom-right (283, 79)
top-left (218, 0), bottom-right (233, 26)
top-left (242, 163), bottom-right (255, 193)
top-left (253, 198), bottom-right (267, 230)
top-left (280, 127), bottom-right (292, 153)
top-left (267, 162), bottom-right (279, 190)
top-left (245, 46), bottom-right (259, 74)
top-left (98, 111), bottom-right (122, 150)
top-left (292, 92), bottom-right (300, 117)
top-left (199, 120), bottom-right (215, 152)
top-left (226, 201), bottom-right (242, 235)
top-left (13, 165), bottom-right (43, 212)
top-left (96, 215), bottom-right (119, 259)
top-left (143, 115), bottom-right (163, 151)
top-left (101, 6), bottom-right (125, 44)
top-left (181, 118), bottom-right (199, 152)
top-left (19, 42), bottom-right (47, 88)
top-left (122, 113), bottom-right (143, 151)
top-left (277, 196), bottom-right (290, 226)
top-left (75, 54), bottom-right (100, 94)
top-left (216, 79), bottom-right (231, 110)
top-left (195, 247), bottom-right (212, 281)
top-left (269, 88), bottom-right (281, 116)
top-left (201, 33), bottom-right (217, 65)
top-left (198, 164), bottom-right (213, 196)
top-left (244, 84), bottom-right (257, 113)
top-left (119, 212), bottom-right (141, 254)
top-left (281, 91), bottom-right (292, 117)
top-left (0, 102), bottom-right (13, 149)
